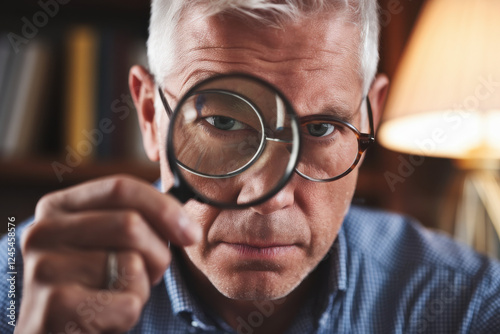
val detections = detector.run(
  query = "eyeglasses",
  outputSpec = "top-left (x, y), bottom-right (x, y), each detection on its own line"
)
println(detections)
top-left (158, 80), bottom-right (375, 183)
top-left (295, 100), bottom-right (375, 182)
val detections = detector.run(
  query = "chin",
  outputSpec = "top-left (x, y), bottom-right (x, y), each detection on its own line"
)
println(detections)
top-left (211, 269), bottom-right (308, 301)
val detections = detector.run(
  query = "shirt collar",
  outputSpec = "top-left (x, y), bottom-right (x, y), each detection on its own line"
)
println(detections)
top-left (331, 224), bottom-right (348, 292)
top-left (155, 180), bottom-right (221, 330)
top-left (164, 252), bottom-right (223, 331)
top-left (308, 225), bottom-right (348, 324)
top-left (163, 253), bottom-right (195, 317)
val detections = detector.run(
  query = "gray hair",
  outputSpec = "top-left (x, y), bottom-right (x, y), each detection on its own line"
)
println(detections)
top-left (148, 0), bottom-right (380, 96)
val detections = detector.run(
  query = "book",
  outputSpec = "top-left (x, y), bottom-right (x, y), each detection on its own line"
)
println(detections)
top-left (63, 25), bottom-right (99, 162)
top-left (0, 38), bottom-right (27, 156)
top-left (2, 40), bottom-right (52, 157)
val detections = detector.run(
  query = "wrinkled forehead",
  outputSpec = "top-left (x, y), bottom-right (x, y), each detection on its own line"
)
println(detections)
top-left (149, 1), bottom-right (361, 83)
top-left (173, 12), bottom-right (360, 80)
top-left (164, 9), bottom-right (363, 115)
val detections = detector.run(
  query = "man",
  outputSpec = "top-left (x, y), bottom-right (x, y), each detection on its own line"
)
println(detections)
top-left (2, 0), bottom-right (500, 333)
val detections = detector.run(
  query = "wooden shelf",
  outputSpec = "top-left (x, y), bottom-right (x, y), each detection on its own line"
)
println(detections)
top-left (0, 158), bottom-right (160, 226)
top-left (0, 159), bottom-right (160, 186)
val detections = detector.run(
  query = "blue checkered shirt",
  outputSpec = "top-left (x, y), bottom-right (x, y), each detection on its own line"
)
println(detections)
top-left (1, 206), bottom-right (500, 333)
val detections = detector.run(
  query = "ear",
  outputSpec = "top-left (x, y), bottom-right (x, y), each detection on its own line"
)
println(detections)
top-left (368, 74), bottom-right (390, 131)
top-left (129, 65), bottom-right (160, 162)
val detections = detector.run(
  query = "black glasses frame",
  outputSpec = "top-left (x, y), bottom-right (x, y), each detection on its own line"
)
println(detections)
top-left (157, 78), bottom-right (375, 184)
top-left (158, 86), bottom-right (174, 117)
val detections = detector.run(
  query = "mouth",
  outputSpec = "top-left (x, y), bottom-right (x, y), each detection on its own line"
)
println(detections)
top-left (220, 242), bottom-right (298, 259)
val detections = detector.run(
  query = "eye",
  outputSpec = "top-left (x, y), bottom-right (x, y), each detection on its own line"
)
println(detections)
top-left (205, 116), bottom-right (246, 131)
top-left (305, 123), bottom-right (335, 137)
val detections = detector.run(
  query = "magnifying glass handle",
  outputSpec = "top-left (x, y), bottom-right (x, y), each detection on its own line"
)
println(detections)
top-left (167, 174), bottom-right (197, 204)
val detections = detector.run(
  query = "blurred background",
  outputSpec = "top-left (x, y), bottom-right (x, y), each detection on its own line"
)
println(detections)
top-left (2, 0), bottom-right (495, 257)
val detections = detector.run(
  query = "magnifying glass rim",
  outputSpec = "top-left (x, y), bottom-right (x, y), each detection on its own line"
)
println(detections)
top-left (174, 89), bottom-right (266, 179)
top-left (167, 72), bottom-right (301, 208)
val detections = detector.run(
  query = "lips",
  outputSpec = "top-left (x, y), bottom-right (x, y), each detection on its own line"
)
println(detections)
top-left (220, 242), bottom-right (299, 259)
top-left (228, 241), bottom-right (294, 248)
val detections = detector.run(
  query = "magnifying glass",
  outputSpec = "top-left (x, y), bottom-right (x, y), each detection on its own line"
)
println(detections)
top-left (163, 74), bottom-right (301, 208)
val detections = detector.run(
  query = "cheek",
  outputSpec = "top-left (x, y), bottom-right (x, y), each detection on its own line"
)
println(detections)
top-left (183, 201), bottom-right (220, 228)
top-left (321, 169), bottom-right (358, 216)
top-left (181, 201), bottom-right (221, 257)
top-left (301, 170), bottom-right (358, 256)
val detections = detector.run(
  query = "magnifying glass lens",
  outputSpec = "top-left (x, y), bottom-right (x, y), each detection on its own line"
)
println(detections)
top-left (168, 75), bottom-right (300, 208)
top-left (173, 91), bottom-right (264, 176)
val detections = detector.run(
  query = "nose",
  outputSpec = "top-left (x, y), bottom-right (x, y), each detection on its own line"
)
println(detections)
top-left (236, 140), bottom-right (296, 213)
top-left (249, 180), bottom-right (296, 215)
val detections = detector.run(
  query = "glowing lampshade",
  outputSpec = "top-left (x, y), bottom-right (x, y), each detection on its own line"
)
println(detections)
top-left (379, 0), bottom-right (500, 160)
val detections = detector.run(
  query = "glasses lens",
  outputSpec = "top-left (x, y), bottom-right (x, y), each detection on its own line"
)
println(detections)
top-left (173, 91), bottom-right (264, 176)
top-left (169, 75), bottom-right (300, 207)
top-left (296, 120), bottom-right (360, 180)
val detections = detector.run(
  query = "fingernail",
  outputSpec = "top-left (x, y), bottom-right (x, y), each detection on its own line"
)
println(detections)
top-left (179, 213), bottom-right (202, 243)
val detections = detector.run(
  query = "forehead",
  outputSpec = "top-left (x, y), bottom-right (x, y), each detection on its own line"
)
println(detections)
top-left (165, 8), bottom-right (363, 118)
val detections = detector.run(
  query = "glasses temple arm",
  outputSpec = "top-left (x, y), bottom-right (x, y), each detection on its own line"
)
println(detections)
top-left (365, 95), bottom-right (375, 141)
top-left (158, 87), bottom-right (173, 117)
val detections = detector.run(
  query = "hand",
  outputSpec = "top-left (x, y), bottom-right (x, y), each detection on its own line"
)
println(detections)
top-left (15, 175), bottom-right (201, 333)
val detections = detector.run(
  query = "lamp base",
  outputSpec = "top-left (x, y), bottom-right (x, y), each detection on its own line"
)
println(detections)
top-left (443, 163), bottom-right (500, 258)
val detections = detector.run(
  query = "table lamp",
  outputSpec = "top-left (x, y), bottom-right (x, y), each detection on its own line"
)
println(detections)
top-left (378, 0), bottom-right (500, 257)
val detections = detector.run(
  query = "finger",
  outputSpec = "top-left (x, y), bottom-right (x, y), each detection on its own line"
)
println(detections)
top-left (25, 210), bottom-right (171, 284)
top-left (36, 175), bottom-right (202, 245)
top-left (104, 251), bottom-right (150, 303)
top-left (41, 284), bottom-right (145, 334)
top-left (23, 250), bottom-right (151, 300)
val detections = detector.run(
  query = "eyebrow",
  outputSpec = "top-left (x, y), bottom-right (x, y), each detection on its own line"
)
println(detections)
top-left (179, 69), bottom-right (219, 94)
top-left (306, 101), bottom-right (360, 124)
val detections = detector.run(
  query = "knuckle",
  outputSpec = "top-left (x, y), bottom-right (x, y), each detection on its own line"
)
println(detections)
top-left (120, 294), bottom-right (143, 329)
top-left (35, 193), bottom-right (53, 217)
top-left (46, 285), bottom-right (73, 312)
top-left (30, 254), bottom-right (56, 283)
top-left (45, 285), bottom-right (88, 332)
top-left (120, 212), bottom-right (143, 246)
top-left (122, 251), bottom-right (146, 278)
top-left (45, 286), bottom-right (63, 309)
top-left (21, 256), bottom-right (36, 283)
top-left (123, 252), bottom-right (151, 303)
top-left (20, 227), bottom-right (35, 256)
top-left (20, 221), bottom-right (47, 254)
top-left (151, 249), bottom-right (171, 282)
top-left (106, 175), bottom-right (136, 201)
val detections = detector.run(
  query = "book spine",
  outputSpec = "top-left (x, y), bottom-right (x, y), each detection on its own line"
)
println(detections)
top-left (64, 26), bottom-right (98, 162)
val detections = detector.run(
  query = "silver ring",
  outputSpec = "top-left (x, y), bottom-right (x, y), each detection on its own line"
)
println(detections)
top-left (106, 251), bottom-right (119, 288)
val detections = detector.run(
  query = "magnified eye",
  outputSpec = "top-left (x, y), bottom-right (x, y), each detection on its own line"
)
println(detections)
top-left (205, 116), bottom-right (246, 131)
top-left (305, 123), bottom-right (335, 137)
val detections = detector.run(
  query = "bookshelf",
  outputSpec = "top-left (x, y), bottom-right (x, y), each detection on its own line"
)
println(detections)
top-left (0, 1), bottom-right (155, 226)
top-left (0, 159), bottom-right (159, 186)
